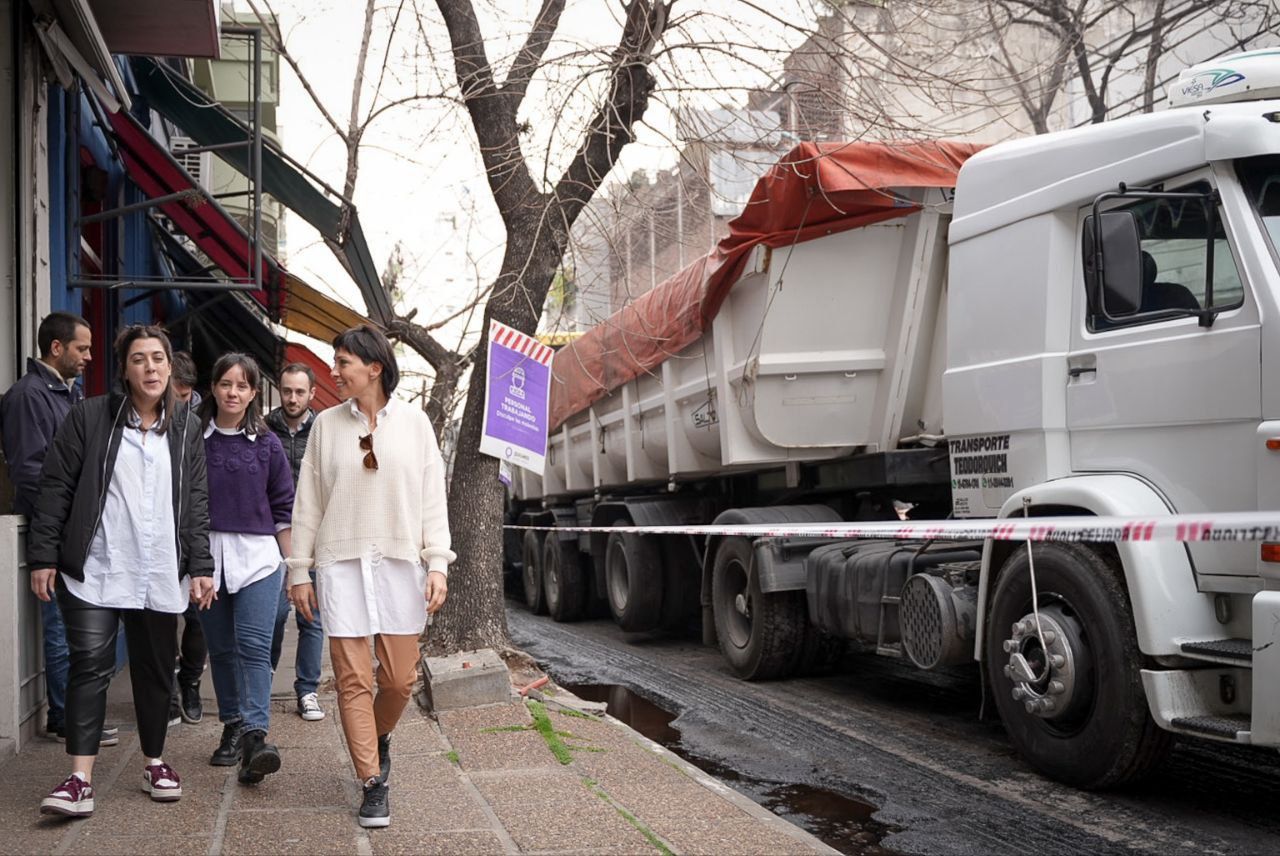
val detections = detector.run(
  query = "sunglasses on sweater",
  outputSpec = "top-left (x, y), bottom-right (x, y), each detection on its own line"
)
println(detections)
top-left (359, 433), bottom-right (378, 471)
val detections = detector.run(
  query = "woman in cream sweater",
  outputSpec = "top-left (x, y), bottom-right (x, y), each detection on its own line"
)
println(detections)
top-left (287, 324), bottom-right (454, 829)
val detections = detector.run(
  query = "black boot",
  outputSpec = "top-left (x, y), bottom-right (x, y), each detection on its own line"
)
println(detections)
top-left (179, 680), bottom-right (203, 724)
top-left (210, 722), bottom-right (242, 766)
top-left (378, 733), bottom-right (391, 783)
top-left (238, 729), bottom-right (281, 784)
top-left (358, 777), bottom-right (390, 828)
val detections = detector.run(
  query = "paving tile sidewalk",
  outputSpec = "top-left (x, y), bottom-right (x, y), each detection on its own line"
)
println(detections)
top-left (0, 620), bottom-right (834, 855)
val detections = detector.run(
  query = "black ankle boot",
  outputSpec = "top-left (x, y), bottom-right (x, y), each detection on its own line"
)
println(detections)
top-left (180, 681), bottom-right (203, 724)
top-left (238, 729), bottom-right (281, 784)
top-left (210, 722), bottom-right (241, 766)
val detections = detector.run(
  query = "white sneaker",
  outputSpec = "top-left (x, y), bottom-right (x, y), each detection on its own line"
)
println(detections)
top-left (297, 693), bottom-right (325, 721)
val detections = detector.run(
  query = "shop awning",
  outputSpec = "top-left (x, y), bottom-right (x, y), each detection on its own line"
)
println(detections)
top-left (129, 56), bottom-right (395, 326)
top-left (103, 106), bottom-right (277, 313)
top-left (280, 275), bottom-right (368, 344)
top-left (31, 4), bottom-right (131, 112)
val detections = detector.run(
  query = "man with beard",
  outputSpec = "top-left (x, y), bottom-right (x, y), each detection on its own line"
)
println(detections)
top-left (266, 364), bottom-right (325, 721)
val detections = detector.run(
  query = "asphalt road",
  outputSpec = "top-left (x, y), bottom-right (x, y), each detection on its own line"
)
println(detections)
top-left (508, 603), bottom-right (1280, 856)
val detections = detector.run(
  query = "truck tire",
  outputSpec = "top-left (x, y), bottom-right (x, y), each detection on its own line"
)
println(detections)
top-left (985, 542), bottom-right (1173, 789)
top-left (543, 533), bottom-right (588, 622)
top-left (712, 536), bottom-right (805, 680)
top-left (604, 525), bottom-right (663, 632)
top-left (522, 530), bottom-right (547, 615)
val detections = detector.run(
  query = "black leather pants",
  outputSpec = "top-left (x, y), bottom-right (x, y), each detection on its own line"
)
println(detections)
top-left (58, 588), bottom-right (177, 758)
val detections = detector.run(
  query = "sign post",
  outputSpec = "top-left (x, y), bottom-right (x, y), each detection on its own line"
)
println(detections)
top-left (479, 320), bottom-right (554, 475)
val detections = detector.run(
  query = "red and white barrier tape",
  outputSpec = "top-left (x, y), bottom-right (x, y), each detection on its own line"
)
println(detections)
top-left (507, 511), bottom-right (1280, 543)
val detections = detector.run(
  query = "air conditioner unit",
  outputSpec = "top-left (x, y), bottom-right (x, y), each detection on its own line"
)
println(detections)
top-left (170, 135), bottom-right (212, 190)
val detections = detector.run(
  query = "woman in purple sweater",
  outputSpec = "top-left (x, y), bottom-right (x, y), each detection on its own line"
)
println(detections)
top-left (197, 353), bottom-right (294, 785)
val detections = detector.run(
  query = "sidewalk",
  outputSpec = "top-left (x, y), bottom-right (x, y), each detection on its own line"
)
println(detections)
top-left (0, 617), bottom-right (834, 855)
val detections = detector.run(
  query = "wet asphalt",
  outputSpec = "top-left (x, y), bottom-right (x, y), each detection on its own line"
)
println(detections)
top-left (508, 602), bottom-right (1280, 856)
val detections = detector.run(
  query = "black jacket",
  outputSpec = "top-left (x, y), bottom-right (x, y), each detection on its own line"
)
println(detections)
top-left (265, 406), bottom-right (315, 486)
top-left (26, 391), bottom-right (214, 582)
top-left (0, 359), bottom-right (84, 517)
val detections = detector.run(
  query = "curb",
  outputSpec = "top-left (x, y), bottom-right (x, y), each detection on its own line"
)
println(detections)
top-left (546, 686), bottom-right (840, 855)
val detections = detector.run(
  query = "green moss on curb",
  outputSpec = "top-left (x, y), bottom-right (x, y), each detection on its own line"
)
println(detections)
top-left (583, 777), bottom-right (673, 856)
top-left (554, 706), bottom-right (598, 721)
top-left (527, 699), bottom-right (574, 765)
top-left (480, 724), bottom-right (532, 734)
top-left (445, 751), bottom-right (460, 765)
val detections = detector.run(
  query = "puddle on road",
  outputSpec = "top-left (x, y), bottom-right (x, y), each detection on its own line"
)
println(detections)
top-left (563, 682), bottom-right (896, 856)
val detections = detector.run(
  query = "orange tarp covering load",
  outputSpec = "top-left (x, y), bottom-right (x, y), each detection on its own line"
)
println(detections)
top-left (548, 140), bottom-right (984, 430)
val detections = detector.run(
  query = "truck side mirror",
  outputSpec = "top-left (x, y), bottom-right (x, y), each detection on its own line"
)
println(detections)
top-left (1082, 210), bottom-right (1143, 318)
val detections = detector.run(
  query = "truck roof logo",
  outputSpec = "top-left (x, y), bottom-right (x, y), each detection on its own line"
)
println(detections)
top-left (1179, 67), bottom-right (1246, 96)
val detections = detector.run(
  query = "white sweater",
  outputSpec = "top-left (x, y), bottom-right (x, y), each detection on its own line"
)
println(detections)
top-left (286, 398), bottom-right (455, 587)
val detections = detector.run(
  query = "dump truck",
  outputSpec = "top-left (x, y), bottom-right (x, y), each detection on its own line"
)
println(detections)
top-left (507, 49), bottom-right (1280, 788)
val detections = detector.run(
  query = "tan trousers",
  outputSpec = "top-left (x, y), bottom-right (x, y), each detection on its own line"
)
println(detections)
top-left (329, 634), bottom-right (420, 782)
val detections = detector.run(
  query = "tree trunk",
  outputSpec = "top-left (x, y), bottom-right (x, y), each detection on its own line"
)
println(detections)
top-left (424, 214), bottom-right (565, 655)
top-left (424, 333), bottom-right (509, 655)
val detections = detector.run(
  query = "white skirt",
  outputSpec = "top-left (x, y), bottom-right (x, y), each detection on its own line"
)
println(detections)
top-left (315, 552), bottom-right (427, 637)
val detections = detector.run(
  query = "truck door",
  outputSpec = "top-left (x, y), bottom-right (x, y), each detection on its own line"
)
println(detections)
top-left (1066, 168), bottom-right (1261, 578)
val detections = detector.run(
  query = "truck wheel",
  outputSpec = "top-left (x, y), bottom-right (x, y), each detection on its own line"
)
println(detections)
top-left (604, 526), bottom-right (663, 632)
top-left (985, 542), bottom-right (1172, 789)
top-left (543, 533), bottom-right (588, 622)
top-left (712, 536), bottom-right (805, 680)
top-left (522, 530), bottom-right (547, 614)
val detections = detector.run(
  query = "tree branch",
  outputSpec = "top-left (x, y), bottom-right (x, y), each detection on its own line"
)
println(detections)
top-left (245, 0), bottom-right (348, 142)
top-left (434, 0), bottom-right (540, 218)
top-left (499, 0), bottom-right (566, 105)
top-left (551, 1), bottom-right (672, 227)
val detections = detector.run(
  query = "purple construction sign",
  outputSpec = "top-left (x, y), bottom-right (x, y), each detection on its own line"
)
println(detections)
top-left (479, 320), bottom-right (554, 475)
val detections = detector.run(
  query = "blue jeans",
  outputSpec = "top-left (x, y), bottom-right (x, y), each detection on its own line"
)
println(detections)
top-left (270, 568), bottom-right (323, 698)
top-left (39, 598), bottom-right (69, 729)
top-left (199, 568), bottom-right (281, 733)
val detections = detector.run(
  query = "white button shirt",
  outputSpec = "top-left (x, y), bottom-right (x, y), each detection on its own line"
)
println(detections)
top-left (313, 399), bottom-right (427, 637)
top-left (66, 410), bottom-right (188, 613)
top-left (205, 423), bottom-right (286, 594)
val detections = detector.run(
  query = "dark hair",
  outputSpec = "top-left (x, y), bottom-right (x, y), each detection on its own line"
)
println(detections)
top-left (38, 312), bottom-right (90, 357)
top-left (279, 362), bottom-right (316, 388)
top-left (199, 352), bottom-right (269, 435)
top-left (171, 351), bottom-right (198, 387)
top-left (113, 324), bottom-right (176, 434)
top-left (332, 325), bottom-right (398, 399)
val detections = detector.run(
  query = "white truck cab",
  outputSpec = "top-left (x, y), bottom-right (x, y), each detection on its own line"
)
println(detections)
top-left (946, 49), bottom-right (1280, 784)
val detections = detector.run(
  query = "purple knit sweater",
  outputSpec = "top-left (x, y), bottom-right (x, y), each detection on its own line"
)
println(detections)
top-left (204, 429), bottom-right (295, 535)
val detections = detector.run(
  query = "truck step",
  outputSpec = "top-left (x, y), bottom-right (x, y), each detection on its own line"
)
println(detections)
top-left (1179, 638), bottom-right (1253, 665)
top-left (1169, 714), bottom-right (1251, 742)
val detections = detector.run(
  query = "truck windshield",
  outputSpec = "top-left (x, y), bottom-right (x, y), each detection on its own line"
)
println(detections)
top-left (1237, 155), bottom-right (1280, 262)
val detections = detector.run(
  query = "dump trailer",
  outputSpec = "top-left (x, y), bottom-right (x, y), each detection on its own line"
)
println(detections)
top-left (509, 49), bottom-right (1280, 789)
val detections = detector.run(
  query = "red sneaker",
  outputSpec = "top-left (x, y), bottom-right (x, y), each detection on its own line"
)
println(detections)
top-left (40, 774), bottom-right (94, 817)
top-left (142, 762), bottom-right (182, 801)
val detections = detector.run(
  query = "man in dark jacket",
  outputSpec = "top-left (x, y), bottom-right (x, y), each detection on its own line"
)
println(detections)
top-left (0, 312), bottom-right (109, 744)
top-left (265, 363), bottom-right (325, 721)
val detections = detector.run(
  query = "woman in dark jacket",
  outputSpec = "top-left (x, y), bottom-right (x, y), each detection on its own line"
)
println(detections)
top-left (26, 324), bottom-right (214, 818)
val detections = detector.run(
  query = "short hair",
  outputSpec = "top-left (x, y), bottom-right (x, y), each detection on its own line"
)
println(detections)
top-left (113, 324), bottom-right (176, 434)
top-left (279, 362), bottom-right (316, 388)
top-left (171, 351), bottom-right (198, 387)
top-left (38, 312), bottom-right (90, 357)
top-left (332, 325), bottom-right (398, 399)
